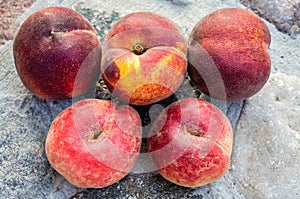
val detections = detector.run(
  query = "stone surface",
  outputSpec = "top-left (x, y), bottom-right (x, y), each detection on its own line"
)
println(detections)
top-left (0, 0), bottom-right (299, 198)
top-left (231, 73), bottom-right (300, 199)
top-left (0, 0), bottom-right (37, 45)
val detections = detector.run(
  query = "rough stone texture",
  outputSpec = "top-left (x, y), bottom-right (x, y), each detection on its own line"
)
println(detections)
top-left (241, 0), bottom-right (300, 38)
top-left (0, 46), bottom-right (73, 198)
top-left (0, 0), bottom-right (299, 198)
top-left (231, 73), bottom-right (300, 199)
top-left (0, 0), bottom-right (37, 45)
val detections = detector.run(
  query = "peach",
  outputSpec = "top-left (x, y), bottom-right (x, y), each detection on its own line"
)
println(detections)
top-left (188, 8), bottom-right (271, 101)
top-left (148, 98), bottom-right (232, 187)
top-left (101, 12), bottom-right (187, 105)
top-left (13, 6), bottom-right (101, 100)
top-left (45, 99), bottom-right (142, 188)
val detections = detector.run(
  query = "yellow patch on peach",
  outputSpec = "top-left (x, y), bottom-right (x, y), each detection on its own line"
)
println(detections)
top-left (111, 52), bottom-right (185, 105)
top-left (158, 53), bottom-right (174, 67)
top-left (157, 50), bottom-right (186, 74)
top-left (114, 55), bottom-right (141, 79)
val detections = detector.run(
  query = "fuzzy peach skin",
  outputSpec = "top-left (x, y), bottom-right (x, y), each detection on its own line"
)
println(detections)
top-left (45, 99), bottom-right (142, 188)
top-left (188, 8), bottom-right (271, 101)
top-left (148, 98), bottom-right (232, 188)
top-left (101, 12), bottom-right (187, 105)
top-left (13, 6), bottom-right (101, 100)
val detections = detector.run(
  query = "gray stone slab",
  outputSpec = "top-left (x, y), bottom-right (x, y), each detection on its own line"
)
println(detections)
top-left (232, 73), bottom-right (300, 199)
top-left (1, 0), bottom-right (299, 198)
